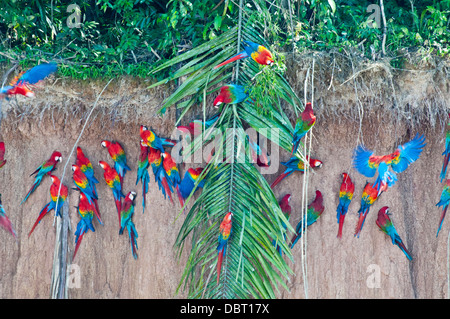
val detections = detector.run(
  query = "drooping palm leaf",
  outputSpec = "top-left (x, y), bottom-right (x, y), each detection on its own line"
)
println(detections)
top-left (151, 3), bottom-right (304, 299)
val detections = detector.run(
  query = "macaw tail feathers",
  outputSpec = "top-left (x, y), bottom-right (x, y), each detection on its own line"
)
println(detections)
top-left (114, 198), bottom-right (122, 222)
top-left (270, 171), bottom-right (292, 190)
top-left (217, 249), bottom-right (224, 284)
top-left (141, 172), bottom-right (150, 214)
top-left (21, 176), bottom-right (42, 205)
top-left (119, 222), bottom-right (138, 259)
top-left (440, 154), bottom-right (450, 183)
top-left (160, 176), bottom-right (174, 204)
top-left (354, 210), bottom-right (369, 238)
top-left (176, 185), bottom-right (186, 213)
top-left (436, 206), bottom-right (448, 237)
top-left (395, 239), bottom-right (413, 261)
top-left (73, 219), bottom-right (95, 260)
top-left (337, 213), bottom-right (346, 239)
top-left (0, 214), bottom-right (16, 238)
top-left (28, 202), bottom-right (51, 237)
top-left (213, 51), bottom-right (249, 69)
top-left (93, 198), bottom-right (103, 225)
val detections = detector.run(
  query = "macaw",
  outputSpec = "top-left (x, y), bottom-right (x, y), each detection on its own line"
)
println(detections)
top-left (270, 155), bottom-right (323, 189)
top-left (119, 191), bottom-right (138, 259)
top-left (140, 125), bottom-right (176, 153)
top-left (354, 181), bottom-right (387, 238)
top-left (336, 173), bottom-right (355, 239)
top-left (75, 147), bottom-right (101, 221)
top-left (436, 179), bottom-right (450, 237)
top-left (290, 190), bottom-right (324, 249)
top-left (0, 194), bottom-right (16, 238)
top-left (178, 167), bottom-right (205, 209)
top-left (272, 194), bottom-right (291, 255)
top-left (217, 212), bottom-right (233, 284)
top-left (0, 62), bottom-right (57, 100)
top-left (440, 117), bottom-right (450, 183)
top-left (28, 175), bottom-right (68, 237)
top-left (21, 151), bottom-right (62, 205)
top-left (162, 152), bottom-right (181, 191)
top-left (247, 135), bottom-right (270, 168)
top-left (73, 192), bottom-right (96, 260)
top-left (0, 142), bottom-right (6, 168)
top-left (140, 125), bottom-right (177, 147)
top-left (353, 134), bottom-right (426, 185)
top-left (149, 147), bottom-right (174, 203)
top-left (213, 40), bottom-right (274, 69)
top-left (101, 140), bottom-right (131, 187)
top-left (376, 206), bottom-right (412, 261)
top-left (98, 161), bottom-right (125, 222)
top-left (76, 147), bottom-right (99, 194)
top-left (291, 102), bottom-right (316, 155)
top-left (213, 84), bottom-right (248, 107)
top-left (136, 140), bottom-right (150, 213)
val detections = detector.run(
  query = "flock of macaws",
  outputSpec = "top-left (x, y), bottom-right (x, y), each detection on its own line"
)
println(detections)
top-left (0, 40), bottom-right (445, 287)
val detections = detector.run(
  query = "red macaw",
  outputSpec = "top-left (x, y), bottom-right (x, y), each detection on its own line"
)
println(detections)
top-left (76, 147), bottom-right (99, 194)
top-left (272, 194), bottom-right (291, 255)
top-left (72, 164), bottom-right (102, 225)
top-left (213, 40), bottom-right (274, 69)
top-left (120, 191), bottom-right (138, 259)
top-left (0, 63), bottom-right (57, 100)
top-left (21, 151), bottom-right (62, 205)
top-left (376, 206), bottom-right (412, 261)
top-left (136, 140), bottom-right (150, 214)
top-left (291, 102), bottom-right (316, 155)
top-left (140, 125), bottom-right (176, 153)
top-left (28, 175), bottom-right (68, 237)
top-left (98, 161), bottom-right (125, 222)
top-left (336, 173), bottom-right (355, 239)
top-left (290, 190), bottom-right (324, 248)
top-left (101, 140), bottom-right (130, 187)
top-left (148, 147), bottom-right (173, 203)
top-left (162, 152), bottom-right (181, 204)
top-left (178, 167), bottom-right (205, 210)
top-left (217, 212), bottom-right (233, 284)
top-left (0, 142), bottom-right (6, 168)
top-left (213, 84), bottom-right (248, 107)
top-left (73, 192), bottom-right (96, 260)
top-left (354, 181), bottom-right (387, 238)
top-left (0, 194), bottom-right (16, 238)
top-left (270, 155), bottom-right (323, 189)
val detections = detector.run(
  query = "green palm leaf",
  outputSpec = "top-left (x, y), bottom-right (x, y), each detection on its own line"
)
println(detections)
top-left (152, 4), bottom-right (304, 299)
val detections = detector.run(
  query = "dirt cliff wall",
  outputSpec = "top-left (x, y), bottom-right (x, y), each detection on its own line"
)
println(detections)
top-left (0, 56), bottom-right (449, 299)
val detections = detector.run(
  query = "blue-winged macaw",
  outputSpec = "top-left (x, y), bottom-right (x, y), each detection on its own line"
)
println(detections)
top-left (120, 191), bottom-right (138, 259)
top-left (441, 116), bottom-right (450, 183)
top-left (376, 206), bottom-right (412, 261)
top-left (270, 156), bottom-right (323, 189)
top-left (336, 173), bottom-right (355, 239)
top-left (0, 194), bottom-right (16, 238)
top-left (436, 179), bottom-right (450, 237)
top-left (213, 84), bottom-right (248, 107)
top-left (101, 140), bottom-right (131, 187)
top-left (73, 192), bottom-right (96, 260)
top-left (21, 151), bottom-right (62, 205)
top-left (136, 140), bottom-right (150, 213)
top-left (291, 102), bottom-right (316, 155)
top-left (217, 212), bottom-right (233, 284)
top-left (213, 40), bottom-right (274, 69)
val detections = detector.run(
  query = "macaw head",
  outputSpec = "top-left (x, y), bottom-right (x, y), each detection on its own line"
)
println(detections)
top-left (282, 194), bottom-right (291, 204)
top-left (51, 151), bottom-right (62, 163)
top-left (309, 158), bottom-right (323, 168)
top-left (98, 160), bottom-right (110, 170)
top-left (71, 164), bottom-right (80, 173)
top-left (379, 206), bottom-right (390, 216)
top-left (101, 140), bottom-right (111, 148)
top-left (213, 94), bottom-right (224, 108)
top-left (50, 175), bottom-right (60, 185)
top-left (127, 191), bottom-right (137, 201)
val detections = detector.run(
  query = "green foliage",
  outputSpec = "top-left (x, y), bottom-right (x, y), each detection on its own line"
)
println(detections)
top-left (0, 1), bottom-right (448, 80)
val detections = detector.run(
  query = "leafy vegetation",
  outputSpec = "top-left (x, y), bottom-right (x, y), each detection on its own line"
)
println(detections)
top-left (0, 1), bottom-right (448, 79)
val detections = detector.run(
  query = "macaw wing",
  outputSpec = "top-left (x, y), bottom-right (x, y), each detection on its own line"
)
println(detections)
top-left (16, 63), bottom-right (57, 85)
top-left (0, 142), bottom-right (5, 160)
top-left (353, 145), bottom-right (378, 178)
top-left (391, 134), bottom-right (426, 173)
top-left (437, 186), bottom-right (450, 208)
